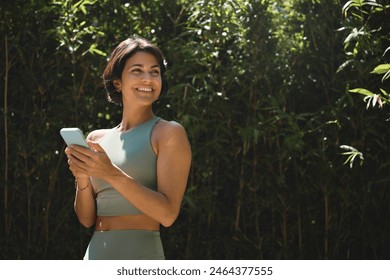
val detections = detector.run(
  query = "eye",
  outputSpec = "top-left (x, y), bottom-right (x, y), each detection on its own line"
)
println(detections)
top-left (131, 68), bottom-right (142, 73)
top-left (151, 69), bottom-right (160, 76)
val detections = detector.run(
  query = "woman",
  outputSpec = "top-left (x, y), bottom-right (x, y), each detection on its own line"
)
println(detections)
top-left (65, 36), bottom-right (192, 260)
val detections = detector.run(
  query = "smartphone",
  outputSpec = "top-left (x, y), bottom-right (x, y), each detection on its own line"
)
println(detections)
top-left (60, 128), bottom-right (89, 148)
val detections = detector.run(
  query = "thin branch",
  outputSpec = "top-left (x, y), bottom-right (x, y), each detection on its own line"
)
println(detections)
top-left (3, 35), bottom-right (10, 236)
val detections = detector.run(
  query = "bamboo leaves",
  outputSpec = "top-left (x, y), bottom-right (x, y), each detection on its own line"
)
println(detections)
top-left (340, 145), bottom-right (364, 168)
top-left (349, 63), bottom-right (390, 109)
top-left (1, 0), bottom-right (390, 260)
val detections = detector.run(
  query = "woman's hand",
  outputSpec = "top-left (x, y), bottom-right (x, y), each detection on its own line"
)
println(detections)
top-left (65, 145), bottom-right (89, 179)
top-left (65, 141), bottom-right (114, 180)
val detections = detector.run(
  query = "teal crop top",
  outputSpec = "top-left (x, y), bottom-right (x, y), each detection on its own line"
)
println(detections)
top-left (91, 115), bottom-right (161, 216)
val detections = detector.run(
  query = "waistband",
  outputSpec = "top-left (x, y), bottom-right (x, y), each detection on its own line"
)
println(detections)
top-left (84, 229), bottom-right (164, 260)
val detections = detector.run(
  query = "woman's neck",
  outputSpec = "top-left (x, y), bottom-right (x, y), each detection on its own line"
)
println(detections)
top-left (118, 106), bottom-right (154, 132)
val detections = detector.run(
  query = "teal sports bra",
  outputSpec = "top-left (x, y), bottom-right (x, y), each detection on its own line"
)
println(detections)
top-left (91, 115), bottom-right (161, 216)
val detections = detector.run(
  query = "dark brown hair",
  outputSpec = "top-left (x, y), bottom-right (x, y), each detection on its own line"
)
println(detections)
top-left (102, 35), bottom-right (168, 105)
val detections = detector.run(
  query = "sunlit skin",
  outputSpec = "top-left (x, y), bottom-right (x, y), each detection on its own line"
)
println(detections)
top-left (65, 51), bottom-right (192, 231)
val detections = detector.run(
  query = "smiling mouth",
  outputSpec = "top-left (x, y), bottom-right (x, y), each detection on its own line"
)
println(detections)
top-left (136, 87), bottom-right (153, 93)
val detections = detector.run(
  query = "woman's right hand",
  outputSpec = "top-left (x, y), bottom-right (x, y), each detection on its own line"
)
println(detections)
top-left (65, 146), bottom-right (90, 179)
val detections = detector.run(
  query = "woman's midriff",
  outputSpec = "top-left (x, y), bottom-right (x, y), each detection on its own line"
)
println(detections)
top-left (95, 214), bottom-right (160, 231)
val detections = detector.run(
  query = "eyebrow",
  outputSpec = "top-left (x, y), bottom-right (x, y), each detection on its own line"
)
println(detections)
top-left (129, 63), bottom-right (160, 69)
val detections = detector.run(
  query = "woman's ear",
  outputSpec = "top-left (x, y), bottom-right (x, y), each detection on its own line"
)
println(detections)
top-left (113, 79), bottom-right (122, 91)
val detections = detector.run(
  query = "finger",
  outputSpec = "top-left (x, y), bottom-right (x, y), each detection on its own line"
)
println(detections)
top-left (69, 144), bottom-right (92, 153)
top-left (68, 146), bottom-right (94, 163)
top-left (65, 147), bottom-right (72, 157)
top-left (68, 157), bottom-right (89, 176)
top-left (87, 141), bottom-right (105, 153)
top-left (68, 154), bottom-right (88, 170)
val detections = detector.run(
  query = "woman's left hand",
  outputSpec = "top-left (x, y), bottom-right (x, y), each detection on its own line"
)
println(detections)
top-left (65, 141), bottom-right (114, 180)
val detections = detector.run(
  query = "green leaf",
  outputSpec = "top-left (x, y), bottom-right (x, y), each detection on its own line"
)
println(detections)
top-left (349, 88), bottom-right (375, 97)
top-left (342, 1), bottom-right (356, 17)
top-left (370, 64), bottom-right (390, 75)
top-left (336, 59), bottom-right (353, 73)
top-left (384, 46), bottom-right (390, 56)
top-left (79, 4), bottom-right (87, 15)
top-left (362, 1), bottom-right (383, 9)
top-left (382, 71), bottom-right (390, 82)
top-left (340, 145), bottom-right (364, 168)
top-left (380, 88), bottom-right (389, 97)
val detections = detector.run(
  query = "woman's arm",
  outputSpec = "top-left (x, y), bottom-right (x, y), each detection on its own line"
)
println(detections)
top-left (66, 133), bottom-right (101, 228)
top-left (73, 177), bottom-right (96, 228)
top-left (66, 122), bottom-right (191, 227)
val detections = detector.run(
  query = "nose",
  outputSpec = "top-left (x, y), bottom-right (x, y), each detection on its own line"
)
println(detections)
top-left (142, 73), bottom-right (152, 83)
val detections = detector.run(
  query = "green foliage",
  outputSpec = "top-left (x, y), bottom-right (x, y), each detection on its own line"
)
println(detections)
top-left (338, 0), bottom-right (389, 169)
top-left (340, 144), bottom-right (364, 168)
top-left (1, 0), bottom-right (390, 260)
top-left (348, 63), bottom-right (390, 109)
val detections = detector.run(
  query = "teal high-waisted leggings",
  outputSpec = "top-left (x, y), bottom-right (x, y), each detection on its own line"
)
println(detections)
top-left (83, 229), bottom-right (165, 260)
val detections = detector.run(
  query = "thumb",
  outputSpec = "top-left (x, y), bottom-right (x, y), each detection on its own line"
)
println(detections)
top-left (87, 141), bottom-right (104, 152)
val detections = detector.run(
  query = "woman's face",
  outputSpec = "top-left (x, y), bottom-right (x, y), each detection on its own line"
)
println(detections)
top-left (114, 51), bottom-right (162, 106)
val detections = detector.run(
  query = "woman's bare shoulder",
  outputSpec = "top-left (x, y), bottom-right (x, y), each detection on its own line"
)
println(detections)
top-left (155, 119), bottom-right (187, 136)
top-left (86, 128), bottom-right (112, 142)
top-left (152, 118), bottom-right (191, 156)
top-left (153, 119), bottom-right (190, 148)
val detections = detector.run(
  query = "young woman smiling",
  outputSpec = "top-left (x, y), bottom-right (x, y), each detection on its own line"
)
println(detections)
top-left (65, 36), bottom-right (192, 260)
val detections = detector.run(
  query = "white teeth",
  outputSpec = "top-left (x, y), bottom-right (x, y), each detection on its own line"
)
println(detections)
top-left (137, 87), bottom-right (152, 92)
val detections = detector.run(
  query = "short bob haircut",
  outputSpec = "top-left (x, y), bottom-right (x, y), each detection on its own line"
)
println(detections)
top-left (102, 35), bottom-right (168, 105)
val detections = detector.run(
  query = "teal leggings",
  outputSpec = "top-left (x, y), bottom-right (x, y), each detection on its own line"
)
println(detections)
top-left (83, 229), bottom-right (165, 260)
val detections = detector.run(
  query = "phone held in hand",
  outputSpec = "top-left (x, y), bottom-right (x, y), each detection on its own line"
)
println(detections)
top-left (60, 128), bottom-right (89, 148)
